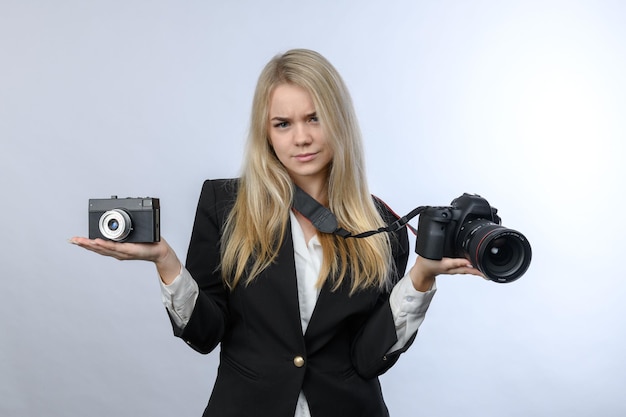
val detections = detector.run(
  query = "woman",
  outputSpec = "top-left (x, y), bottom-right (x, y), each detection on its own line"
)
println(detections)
top-left (72, 49), bottom-right (482, 417)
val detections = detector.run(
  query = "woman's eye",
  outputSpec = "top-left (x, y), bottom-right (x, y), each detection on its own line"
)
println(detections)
top-left (274, 121), bottom-right (289, 128)
top-left (309, 116), bottom-right (319, 123)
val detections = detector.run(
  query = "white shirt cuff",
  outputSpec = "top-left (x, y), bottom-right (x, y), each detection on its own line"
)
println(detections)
top-left (159, 266), bottom-right (199, 328)
top-left (387, 273), bottom-right (437, 353)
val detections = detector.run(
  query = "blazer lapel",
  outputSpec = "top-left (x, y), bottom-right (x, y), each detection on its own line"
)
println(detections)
top-left (232, 223), bottom-right (304, 345)
top-left (304, 276), bottom-right (380, 349)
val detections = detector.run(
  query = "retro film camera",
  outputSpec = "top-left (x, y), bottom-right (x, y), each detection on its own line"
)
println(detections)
top-left (89, 196), bottom-right (160, 243)
top-left (415, 193), bottom-right (531, 283)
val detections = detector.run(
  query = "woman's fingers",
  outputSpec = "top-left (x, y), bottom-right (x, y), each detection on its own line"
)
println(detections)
top-left (69, 237), bottom-right (161, 261)
top-left (415, 256), bottom-right (485, 279)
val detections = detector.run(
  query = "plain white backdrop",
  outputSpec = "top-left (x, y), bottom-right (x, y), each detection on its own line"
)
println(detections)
top-left (1, 1), bottom-right (625, 416)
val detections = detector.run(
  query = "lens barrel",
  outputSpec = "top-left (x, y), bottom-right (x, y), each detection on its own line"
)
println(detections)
top-left (458, 220), bottom-right (532, 283)
top-left (98, 209), bottom-right (133, 241)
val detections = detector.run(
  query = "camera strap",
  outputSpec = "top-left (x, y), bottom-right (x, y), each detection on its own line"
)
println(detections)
top-left (292, 185), bottom-right (422, 239)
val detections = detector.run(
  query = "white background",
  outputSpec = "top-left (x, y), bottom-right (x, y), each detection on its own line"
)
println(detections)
top-left (1, 1), bottom-right (625, 416)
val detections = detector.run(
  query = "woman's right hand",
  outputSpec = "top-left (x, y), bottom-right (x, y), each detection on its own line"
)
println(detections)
top-left (69, 237), bottom-right (182, 285)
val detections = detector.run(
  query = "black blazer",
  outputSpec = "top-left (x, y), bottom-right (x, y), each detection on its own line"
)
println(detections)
top-left (171, 179), bottom-right (412, 417)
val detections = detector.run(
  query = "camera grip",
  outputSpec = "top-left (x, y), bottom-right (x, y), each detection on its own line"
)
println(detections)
top-left (415, 207), bottom-right (453, 260)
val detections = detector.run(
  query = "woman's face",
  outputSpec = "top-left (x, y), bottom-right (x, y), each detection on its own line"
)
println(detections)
top-left (267, 83), bottom-right (333, 189)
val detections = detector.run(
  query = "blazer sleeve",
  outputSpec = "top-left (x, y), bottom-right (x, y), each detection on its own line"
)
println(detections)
top-left (169, 179), bottom-right (237, 354)
top-left (351, 197), bottom-right (412, 378)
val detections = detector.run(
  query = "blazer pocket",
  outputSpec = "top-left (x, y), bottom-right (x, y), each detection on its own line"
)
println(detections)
top-left (221, 353), bottom-right (260, 381)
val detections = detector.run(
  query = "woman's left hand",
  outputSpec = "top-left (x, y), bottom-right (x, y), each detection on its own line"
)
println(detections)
top-left (409, 256), bottom-right (485, 291)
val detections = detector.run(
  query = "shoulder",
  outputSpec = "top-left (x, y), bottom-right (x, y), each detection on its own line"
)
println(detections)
top-left (371, 195), bottom-right (410, 270)
top-left (196, 178), bottom-right (240, 224)
top-left (198, 178), bottom-right (240, 203)
top-left (372, 195), bottom-right (400, 226)
top-left (201, 178), bottom-right (239, 196)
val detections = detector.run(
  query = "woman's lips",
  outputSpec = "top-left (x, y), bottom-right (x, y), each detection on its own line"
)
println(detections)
top-left (294, 152), bottom-right (317, 162)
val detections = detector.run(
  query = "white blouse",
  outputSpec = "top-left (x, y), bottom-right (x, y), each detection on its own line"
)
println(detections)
top-left (160, 211), bottom-right (436, 416)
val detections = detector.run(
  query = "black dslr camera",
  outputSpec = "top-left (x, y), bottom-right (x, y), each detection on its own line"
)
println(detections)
top-left (89, 196), bottom-right (160, 243)
top-left (415, 193), bottom-right (531, 283)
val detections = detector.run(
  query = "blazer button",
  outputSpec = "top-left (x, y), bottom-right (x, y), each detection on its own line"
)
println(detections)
top-left (293, 356), bottom-right (305, 368)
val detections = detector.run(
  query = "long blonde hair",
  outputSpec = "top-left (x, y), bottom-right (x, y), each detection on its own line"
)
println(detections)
top-left (221, 49), bottom-right (393, 293)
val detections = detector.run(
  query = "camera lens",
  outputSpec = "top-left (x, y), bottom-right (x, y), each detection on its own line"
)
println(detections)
top-left (107, 219), bottom-right (119, 231)
top-left (458, 220), bottom-right (532, 283)
top-left (98, 209), bottom-right (132, 241)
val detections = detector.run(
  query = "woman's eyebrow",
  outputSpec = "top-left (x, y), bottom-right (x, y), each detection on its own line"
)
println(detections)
top-left (270, 111), bottom-right (316, 121)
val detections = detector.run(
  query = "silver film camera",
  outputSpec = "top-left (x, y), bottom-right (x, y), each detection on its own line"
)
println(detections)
top-left (89, 196), bottom-right (160, 242)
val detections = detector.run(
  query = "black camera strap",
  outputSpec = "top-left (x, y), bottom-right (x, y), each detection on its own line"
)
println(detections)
top-left (292, 185), bottom-right (350, 237)
top-left (292, 185), bottom-right (422, 239)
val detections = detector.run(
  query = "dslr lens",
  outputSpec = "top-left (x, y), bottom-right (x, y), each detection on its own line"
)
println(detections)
top-left (459, 220), bottom-right (532, 283)
top-left (487, 238), bottom-right (513, 268)
top-left (98, 209), bottom-right (132, 241)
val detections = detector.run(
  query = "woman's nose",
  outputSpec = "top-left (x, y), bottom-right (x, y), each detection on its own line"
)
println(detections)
top-left (294, 124), bottom-right (313, 146)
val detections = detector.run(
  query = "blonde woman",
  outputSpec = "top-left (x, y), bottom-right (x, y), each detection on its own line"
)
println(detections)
top-left (72, 49), bottom-right (482, 417)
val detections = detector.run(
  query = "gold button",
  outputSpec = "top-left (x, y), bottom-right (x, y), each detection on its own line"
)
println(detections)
top-left (293, 356), bottom-right (305, 368)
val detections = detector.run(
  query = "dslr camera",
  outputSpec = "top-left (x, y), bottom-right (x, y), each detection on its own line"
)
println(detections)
top-left (89, 196), bottom-right (160, 243)
top-left (415, 193), bottom-right (531, 283)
